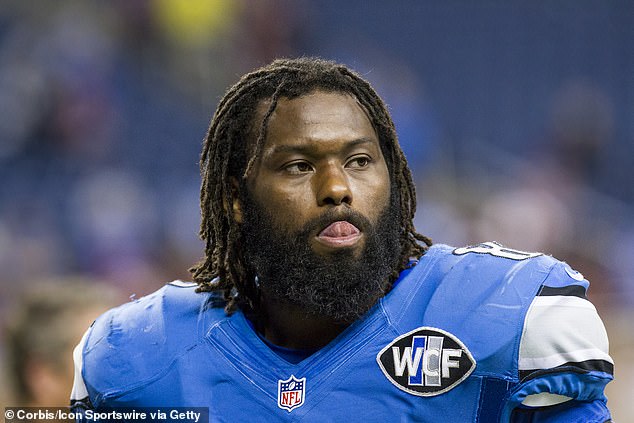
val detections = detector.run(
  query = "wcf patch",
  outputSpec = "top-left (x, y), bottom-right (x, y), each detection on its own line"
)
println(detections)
top-left (377, 327), bottom-right (476, 396)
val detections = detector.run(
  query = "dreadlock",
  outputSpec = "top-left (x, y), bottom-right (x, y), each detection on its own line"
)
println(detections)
top-left (190, 57), bottom-right (432, 314)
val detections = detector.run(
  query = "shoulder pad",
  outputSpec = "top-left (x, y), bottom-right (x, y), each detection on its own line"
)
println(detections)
top-left (82, 283), bottom-right (226, 399)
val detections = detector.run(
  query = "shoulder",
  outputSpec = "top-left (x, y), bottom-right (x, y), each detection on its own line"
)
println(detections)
top-left (518, 257), bottom-right (612, 377)
top-left (81, 281), bottom-right (227, 396)
top-left (422, 243), bottom-right (613, 417)
top-left (432, 241), bottom-right (556, 270)
top-left (394, 242), bottom-right (563, 312)
top-left (516, 263), bottom-right (613, 406)
top-left (389, 242), bottom-right (561, 357)
top-left (412, 242), bottom-right (561, 295)
top-left (396, 242), bottom-right (608, 357)
top-left (425, 243), bottom-right (610, 355)
top-left (85, 281), bottom-right (221, 349)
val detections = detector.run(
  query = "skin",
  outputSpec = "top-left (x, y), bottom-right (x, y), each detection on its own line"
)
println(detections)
top-left (235, 90), bottom-right (391, 349)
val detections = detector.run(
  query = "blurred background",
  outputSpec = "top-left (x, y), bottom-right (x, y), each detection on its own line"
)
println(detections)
top-left (0, 0), bottom-right (632, 418)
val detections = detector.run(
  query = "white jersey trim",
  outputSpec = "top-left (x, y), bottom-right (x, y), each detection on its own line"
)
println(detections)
top-left (522, 393), bottom-right (573, 407)
top-left (519, 295), bottom-right (612, 370)
top-left (70, 329), bottom-right (90, 401)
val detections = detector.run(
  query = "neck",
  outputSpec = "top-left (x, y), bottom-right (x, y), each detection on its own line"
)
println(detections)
top-left (257, 293), bottom-right (350, 350)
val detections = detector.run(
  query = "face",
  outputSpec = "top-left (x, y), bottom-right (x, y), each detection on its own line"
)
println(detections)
top-left (238, 91), bottom-right (401, 322)
top-left (245, 91), bottom-right (391, 257)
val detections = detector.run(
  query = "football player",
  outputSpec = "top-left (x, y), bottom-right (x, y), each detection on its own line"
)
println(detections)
top-left (71, 58), bottom-right (613, 422)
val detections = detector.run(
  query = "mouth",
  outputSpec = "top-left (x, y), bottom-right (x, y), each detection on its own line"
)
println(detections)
top-left (316, 220), bottom-right (362, 248)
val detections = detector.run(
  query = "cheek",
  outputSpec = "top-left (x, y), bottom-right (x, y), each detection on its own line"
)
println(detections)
top-left (355, 167), bottom-right (391, 220)
top-left (252, 182), bottom-right (314, 227)
top-left (371, 184), bottom-right (391, 219)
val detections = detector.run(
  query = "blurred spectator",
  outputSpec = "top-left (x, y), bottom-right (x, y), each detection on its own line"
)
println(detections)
top-left (3, 278), bottom-right (122, 407)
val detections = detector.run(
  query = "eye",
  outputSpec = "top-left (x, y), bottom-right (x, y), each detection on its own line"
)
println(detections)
top-left (284, 161), bottom-right (314, 174)
top-left (346, 155), bottom-right (372, 169)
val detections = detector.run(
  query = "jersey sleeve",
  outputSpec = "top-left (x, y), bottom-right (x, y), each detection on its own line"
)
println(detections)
top-left (506, 261), bottom-right (614, 422)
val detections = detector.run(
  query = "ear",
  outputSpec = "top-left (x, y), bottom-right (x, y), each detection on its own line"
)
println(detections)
top-left (230, 177), bottom-right (243, 224)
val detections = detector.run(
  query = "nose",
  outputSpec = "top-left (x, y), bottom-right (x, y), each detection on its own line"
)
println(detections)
top-left (316, 164), bottom-right (353, 206)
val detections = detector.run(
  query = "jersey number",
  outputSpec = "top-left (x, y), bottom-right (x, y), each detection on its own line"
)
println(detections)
top-left (453, 242), bottom-right (542, 261)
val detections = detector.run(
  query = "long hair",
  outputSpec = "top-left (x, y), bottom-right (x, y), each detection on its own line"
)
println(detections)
top-left (190, 57), bottom-right (432, 313)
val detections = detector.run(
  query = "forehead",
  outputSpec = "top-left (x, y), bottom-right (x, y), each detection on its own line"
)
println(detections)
top-left (257, 91), bottom-right (380, 152)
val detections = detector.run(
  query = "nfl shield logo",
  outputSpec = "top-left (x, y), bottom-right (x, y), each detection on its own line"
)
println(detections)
top-left (277, 375), bottom-right (306, 412)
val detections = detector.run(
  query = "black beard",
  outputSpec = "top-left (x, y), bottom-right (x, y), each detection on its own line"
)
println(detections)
top-left (240, 195), bottom-right (402, 323)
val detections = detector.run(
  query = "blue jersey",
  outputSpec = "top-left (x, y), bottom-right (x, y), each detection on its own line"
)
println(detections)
top-left (71, 243), bottom-right (613, 422)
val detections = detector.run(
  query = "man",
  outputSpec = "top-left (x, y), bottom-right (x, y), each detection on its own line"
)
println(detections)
top-left (4, 279), bottom-right (119, 409)
top-left (71, 58), bottom-right (614, 422)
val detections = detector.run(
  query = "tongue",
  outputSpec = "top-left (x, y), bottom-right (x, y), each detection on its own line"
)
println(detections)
top-left (319, 221), bottom-right (360, 238)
